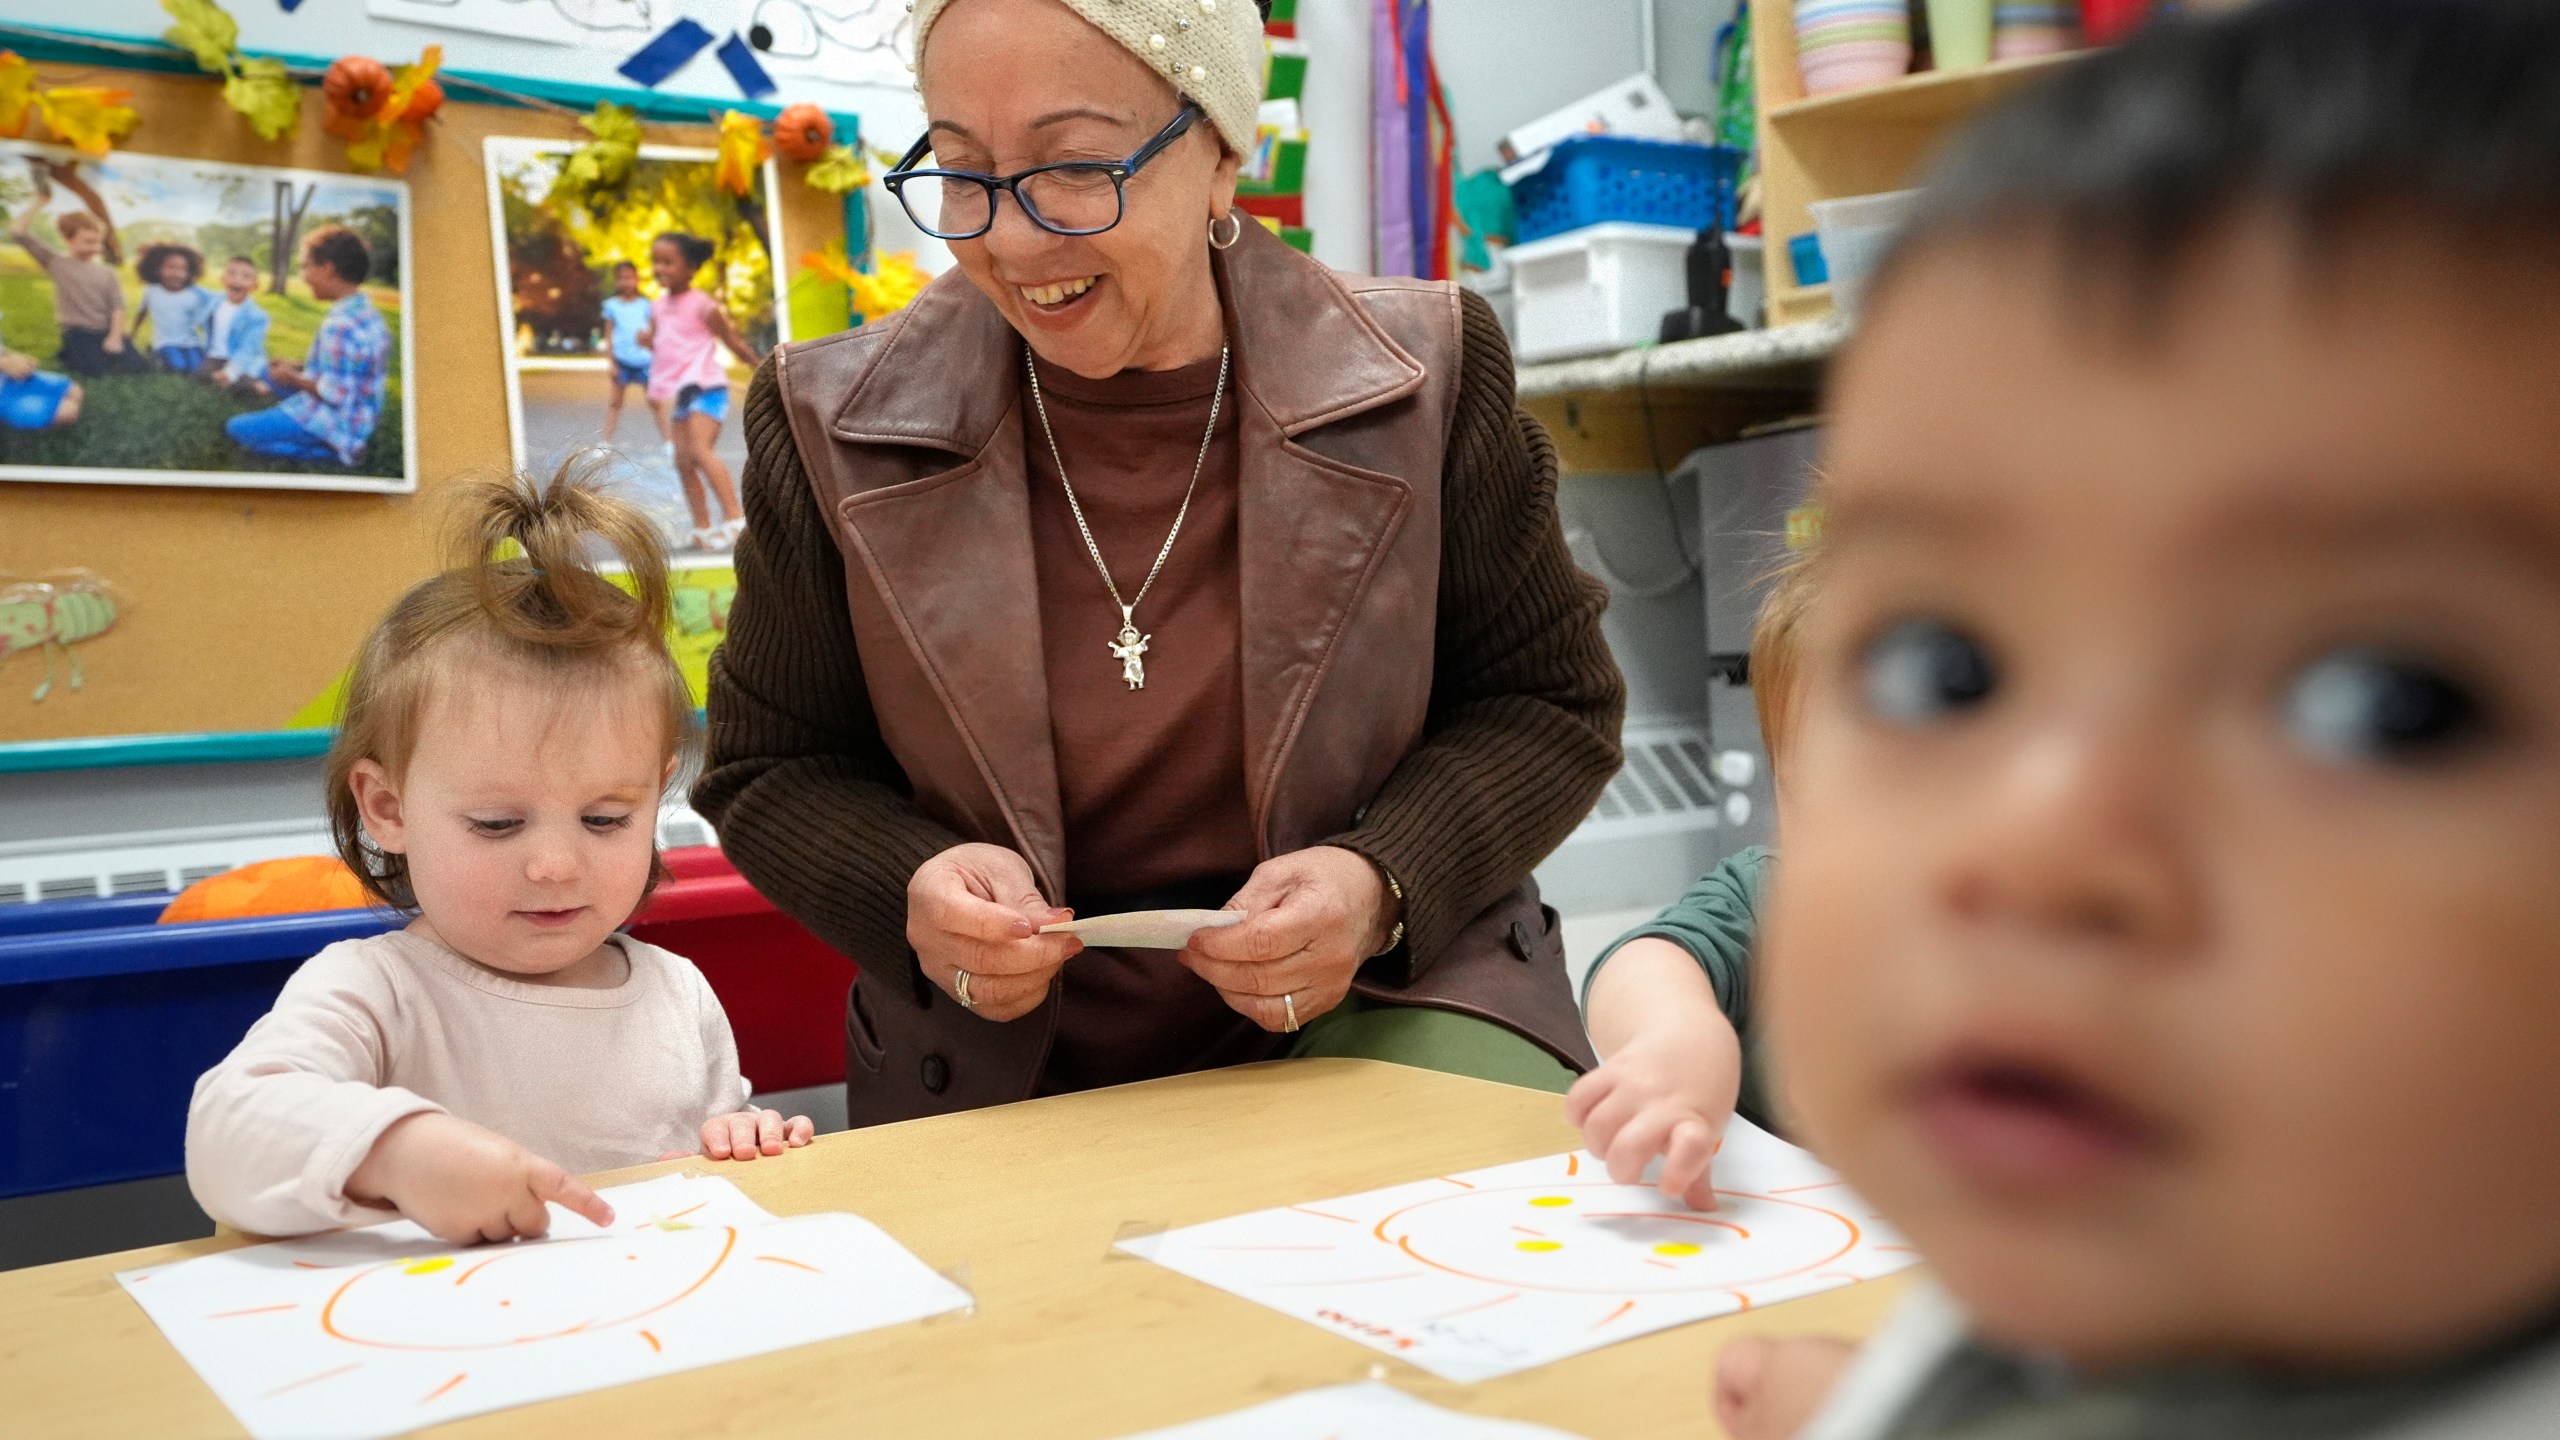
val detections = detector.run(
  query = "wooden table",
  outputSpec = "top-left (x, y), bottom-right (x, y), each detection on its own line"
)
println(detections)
top-left (0, 1060), bottom-right (1910, 1439)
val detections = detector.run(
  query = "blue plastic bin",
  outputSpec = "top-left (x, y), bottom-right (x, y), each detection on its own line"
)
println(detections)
top-left (1509, 136), bottom-right (1744, 246)
top-left (0, 906), bottom-right (396, 1198)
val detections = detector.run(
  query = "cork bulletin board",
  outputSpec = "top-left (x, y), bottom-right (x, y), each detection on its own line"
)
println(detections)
top-left (0, 58), bottom-right (849, 745)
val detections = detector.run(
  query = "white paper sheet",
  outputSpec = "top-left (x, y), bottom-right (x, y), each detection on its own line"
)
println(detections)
top-left (1117, 1382), bottom-right (1593, 1439)
top-left (118, 1175), bottom-right (970, 1440)
top-left (1121, 1120), bottom-right (1920, 1383)
top-left (367, 0), bottom-right (657, 49)
top-left (1041, 908), bottom-right (1244, 950)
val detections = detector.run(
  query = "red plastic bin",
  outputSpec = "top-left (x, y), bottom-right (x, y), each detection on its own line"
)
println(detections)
top-left (627, 846), bottom-right (854, 1096)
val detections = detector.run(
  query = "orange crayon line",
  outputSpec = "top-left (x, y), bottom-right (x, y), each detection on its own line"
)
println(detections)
top-left (756, 1255), bottom-right (824, 1273)
top-left (421, 1372), bottom-right (467, 1405)
top-left (454, 1257), bottom-right (502, 1287)
top-left (1593, 1300), bottom-right (1636, 1329)
top-left (640, 1329), bottom-right (662, 1353)
top-left (208, 1303), bottom-right (297, 1320)
top-left (1771, 1180), bottom-right (1846, 1194)
top-left (1510, 1226), bottom-right (1546, 1238)
top-left (1289, 1205), bottom-right (1356, 1224)
top-left (1725, 1290), bottom-right (1755, 1310)
top-left (1434, 1176), bottom-right (1476, 1190)
top-left (1566, 1155), bottom-right (1580, 1176)
top-left (663, 1201), bottom-right (708, 1221)
top-left (261, 1362), bottom-right (361, 1399)
top-left (290, 1261), bottom-right (330, 1270)
top-left (1644, 1259), bottom-right (1676, 1270)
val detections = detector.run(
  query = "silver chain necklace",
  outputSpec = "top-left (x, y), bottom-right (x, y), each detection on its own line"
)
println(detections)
top-left (1024, 342), bottom-right (1231, 691)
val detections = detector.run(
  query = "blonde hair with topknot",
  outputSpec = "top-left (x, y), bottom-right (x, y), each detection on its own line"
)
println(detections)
top-left (325, 458), bottom-right (697, 910)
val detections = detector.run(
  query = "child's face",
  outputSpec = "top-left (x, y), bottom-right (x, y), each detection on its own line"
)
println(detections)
top-left (650, 242), bottom-right (690, 292)
top-left (63, 225), bottom-right (102, 261)
top-left (224, 260), bottom-right (257, 299)
top-left (358, 660), bottom-right (667, 981)
top-left (157, 254), bottom-right (191, 289)
top-left (1766, 220), bottom-right (2560, 1370)
top-left (614, 265), bottom-right (640, 295)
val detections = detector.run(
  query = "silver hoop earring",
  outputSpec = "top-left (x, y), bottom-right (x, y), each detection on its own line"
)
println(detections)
top-left (1208, 211), bottom-right (1244, 250)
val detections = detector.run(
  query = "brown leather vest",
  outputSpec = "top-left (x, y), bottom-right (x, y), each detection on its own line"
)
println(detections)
top-left (771, 225), bottom-right (1594, 1126)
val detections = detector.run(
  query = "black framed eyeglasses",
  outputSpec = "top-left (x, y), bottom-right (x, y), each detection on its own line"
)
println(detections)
top-left (884, 104), bottom-right (1204, 241)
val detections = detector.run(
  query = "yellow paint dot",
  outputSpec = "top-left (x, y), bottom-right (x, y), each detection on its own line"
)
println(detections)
top-left (402, 1257), bottom-right (455, 1275)
top-left (1652, 1242), bottom-right (1702, 1257)
top-left (1528, 1196), bottom-right (1572, 1208)
top-left (1514, 1240), bottom-right (1563, 1252)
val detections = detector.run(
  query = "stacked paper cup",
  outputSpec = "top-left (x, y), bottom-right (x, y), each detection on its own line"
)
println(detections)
top-left (1992, 2), bottom-right (2079, 58)
top-left (1794, 0), bottom-right (1914, 95)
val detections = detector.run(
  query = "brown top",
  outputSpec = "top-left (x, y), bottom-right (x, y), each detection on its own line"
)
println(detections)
top-left (1021, 351), bottom-right (1270, 1091)
top-left (19, 234), bottom-right (124, 333)
top-left (697, 270), bottom-right (1625, 1114)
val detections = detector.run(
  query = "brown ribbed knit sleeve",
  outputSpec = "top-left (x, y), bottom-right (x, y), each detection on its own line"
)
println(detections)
top-left (690, 360), bottom-right (961, 983)
top-left (1324, 289), bottom-right (1626, 975)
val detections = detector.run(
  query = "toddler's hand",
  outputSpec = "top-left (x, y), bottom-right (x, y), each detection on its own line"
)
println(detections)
top-left (700, 1108), bottom-right (814, 1161)
top-left (1715, 1335), bottom-right (1858, 1440)
top-left (346, 1112), bottom-right (614, 1245)
top-left (1563, 1008), bottom-right (1743, 1210)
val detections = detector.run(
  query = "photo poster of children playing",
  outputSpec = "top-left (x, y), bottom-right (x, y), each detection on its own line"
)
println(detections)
top-left (0, 142), bottom-right (415, 493)
top-left (484, 137), bottom-right (785, 567)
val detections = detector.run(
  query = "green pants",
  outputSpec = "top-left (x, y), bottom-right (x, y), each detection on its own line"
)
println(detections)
top-left (1283, 993), bottom-right (1577, 1094)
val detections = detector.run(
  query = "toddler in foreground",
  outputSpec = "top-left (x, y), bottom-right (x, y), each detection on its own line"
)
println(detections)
top-left (1719, 2), bottom-right (2560, 1435)
top-left (187, 467), bottom-right (810, 1243)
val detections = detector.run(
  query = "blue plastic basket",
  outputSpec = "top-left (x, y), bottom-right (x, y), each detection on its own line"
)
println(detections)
top-left (1509, 136), bottom-right (1744, 246)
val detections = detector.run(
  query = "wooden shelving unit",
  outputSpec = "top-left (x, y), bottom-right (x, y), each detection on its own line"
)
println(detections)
top-left (1752, 4), bottom-right (2086, 324)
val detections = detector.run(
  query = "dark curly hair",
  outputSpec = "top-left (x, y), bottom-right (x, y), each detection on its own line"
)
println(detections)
top-left (653, 231), bottom-right (717, 271)
top-left (301, 224), bottom-right (372, 286)
top-left (138, 242), bottom-right (204, 287)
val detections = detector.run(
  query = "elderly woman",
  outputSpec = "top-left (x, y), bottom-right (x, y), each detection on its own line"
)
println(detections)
top-left (695, 0), bottom-right (1624, 1127)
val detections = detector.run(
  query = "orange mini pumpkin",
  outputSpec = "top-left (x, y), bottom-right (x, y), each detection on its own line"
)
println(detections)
top-left (773, 102), bottom-right (834, 163)
top-left (323, 54), bottom-right (393, 120)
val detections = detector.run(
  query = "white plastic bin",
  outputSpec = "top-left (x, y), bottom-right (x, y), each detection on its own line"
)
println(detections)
top-left (1507, 222), bottom-right (1696, 364)
top-left (1808, 187), bottom-right (1922, 319)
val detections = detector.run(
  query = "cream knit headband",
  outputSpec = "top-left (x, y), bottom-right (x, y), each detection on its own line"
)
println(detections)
top-left (910, 0), bottom-right (1270, 157)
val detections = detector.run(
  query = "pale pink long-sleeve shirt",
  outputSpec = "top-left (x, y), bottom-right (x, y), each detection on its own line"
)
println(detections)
top-left (186, 929), bottom-right (750, 1237)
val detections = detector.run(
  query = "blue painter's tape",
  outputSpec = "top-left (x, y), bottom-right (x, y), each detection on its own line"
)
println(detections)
top-left (716, 32), bottom-right (779, 100)
top-left (619, 18), bottom-right (718, 89)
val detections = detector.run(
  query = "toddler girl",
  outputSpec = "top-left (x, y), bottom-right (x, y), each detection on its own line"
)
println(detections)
top-left (644, 232), bottom-right (762, 551)
top-left (186, 466), bottom-right (811, 1243)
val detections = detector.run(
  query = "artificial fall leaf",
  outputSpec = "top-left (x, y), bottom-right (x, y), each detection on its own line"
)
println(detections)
top-left (224, 56), bottom-right (300, 141)
top-left (797, 242), bottom-right (859, 287)
top-left (715, 109), bottom-right (770, 197)
top-left (338, 46), bottom-right (441, 173)
top-left (160, 0), bottom-right (240, 75)
top-left (847, 250), bottom-right (926, 323)
top-left (804, 142), bottom-right (869, 195)
top-left (562, 101), bottom-right (640, 190)
top-left (34, 87), bottom-right (140, 158)
top-left (0, 52), bottom-right (36, 138)
top-left (385, 46), bottom-right (442, 122)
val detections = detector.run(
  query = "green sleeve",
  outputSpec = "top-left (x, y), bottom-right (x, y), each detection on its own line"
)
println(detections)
top-left (1581, 846), bottom-right (1780, 1130)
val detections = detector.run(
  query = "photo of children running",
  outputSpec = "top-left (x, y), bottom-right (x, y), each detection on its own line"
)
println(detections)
top-left (644, 231), bottom-right (762, 552)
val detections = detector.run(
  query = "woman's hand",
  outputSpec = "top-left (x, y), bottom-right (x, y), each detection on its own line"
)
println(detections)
top-left (1181, 846), bottom-right (1392, 1033)
top-left (699, 1107), bottom-right (814, 1160)
top-left (1565, 938), bottom-right (1743, 1210)
top-left (345, 1111), bottom-right (615, 1245)
top-left (906, 842), bottom-right (1083, 1021)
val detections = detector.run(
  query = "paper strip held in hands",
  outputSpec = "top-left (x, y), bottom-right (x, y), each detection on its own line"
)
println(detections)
top-left (1040, 909), bottom-right (1245, 950)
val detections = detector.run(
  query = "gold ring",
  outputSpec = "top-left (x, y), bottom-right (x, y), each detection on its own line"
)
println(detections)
top-left (1282, 991), bottom-right (1299, 1033)
top-left (954, 969), bottom-right (975, 1009)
